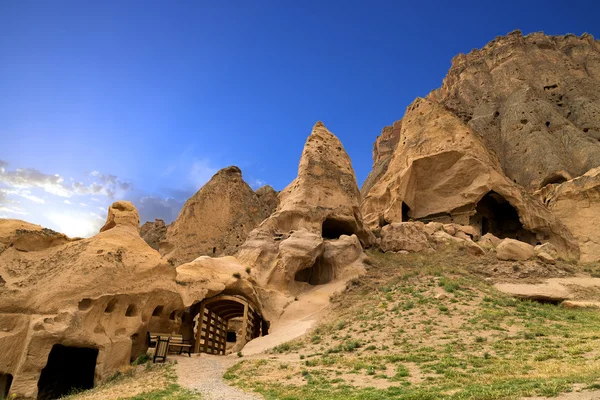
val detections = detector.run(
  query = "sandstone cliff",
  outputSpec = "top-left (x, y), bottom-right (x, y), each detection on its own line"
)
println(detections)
top-left (160, 166), bottom-right (274, 266)
top-left (140, 219), bottom-right (168, 250)
top-left (362, 31), bottom-right (600, 259)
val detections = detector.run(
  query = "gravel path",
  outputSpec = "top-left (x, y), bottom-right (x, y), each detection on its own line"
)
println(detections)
top-left (174, 354), bottom-right (263, 400)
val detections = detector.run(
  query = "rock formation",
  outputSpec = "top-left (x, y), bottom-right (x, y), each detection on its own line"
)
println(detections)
top-left (140, 219), bottom-right (168, 250)
top-left (536, 167), bottom-right (600, 262)
top-left (429, 30), bottom-right (600, 190)
top-left (160, 166), bottom-right (273, 266)
top-left (238, 122), bottom-right (371, 316)
top-left (0, 203), bottom-right (182, 399)
top-left (361, 98), bottom-right (579, 258)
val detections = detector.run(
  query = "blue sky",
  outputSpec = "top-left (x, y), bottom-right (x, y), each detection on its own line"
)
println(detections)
top-left (1, 0), bottom-right (598, 237)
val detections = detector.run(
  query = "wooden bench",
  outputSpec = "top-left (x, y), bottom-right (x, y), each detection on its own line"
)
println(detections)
top-left (168, 335), bottom-right (192, 357)
top-left (153, 336), bottom-right (170, 363)
top-left (147, 332), bottom-right (192, 357)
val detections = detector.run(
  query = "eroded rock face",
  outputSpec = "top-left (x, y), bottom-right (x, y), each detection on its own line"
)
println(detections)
top-left (0, 204), bottom-right (183, 399)
top-left (380, 222), bottom-right (431, 253)
top-left (100, 201), bottom-right (140, 233)
top-left (238, 122), bottom-right (370, 314)
top-left (536, 167), bottom-right (600, 262)
top-left (140, 219), bottom-right (168, 251)
top-left (0, 201), bottom-right (271, 399)
top-left (255, 185), bottom-right (279, 217)
top-left (361, 98), bottom-right (579, 258)
top-left (160, 166), bottom-right (272, 266)
top-left (428, 30), bottom-right (600, 190)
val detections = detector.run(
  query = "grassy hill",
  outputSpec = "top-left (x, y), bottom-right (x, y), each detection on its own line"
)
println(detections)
top-left (225, 249), bottom-right (600, 400)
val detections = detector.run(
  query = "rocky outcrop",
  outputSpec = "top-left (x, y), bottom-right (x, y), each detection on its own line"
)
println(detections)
top-left (238, 122), bottom-right (371, 312)
top-left (428, 30), bottom-right (600, 190)
top-left (494, 282), bottom-right (572, 303)
top-left (255, 185), bottom-right (278, 217)
top-left (536, 167), bottom-right (600, 262)
top-left (362, 120), bottom-right (402, 196)
top-left (160, 166), bottom-right (272, 266)
top-left (0, 203), bottom-right (183, 399)
top-left (496, 238), bottom-right (536, 261)
top-left (0, 219), bottom-right (75, 254)
top-left (100, 201), bottom-right (140, 233)
top-left (140, 219), bottom-right (168, 251)
top-left (380, 222), bottom-right (431, 253)
top-left (361, 98), bottom-right (579, 259)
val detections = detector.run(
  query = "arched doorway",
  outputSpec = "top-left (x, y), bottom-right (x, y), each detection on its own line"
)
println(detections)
top-left (191, 294), bottom-right (264, 355)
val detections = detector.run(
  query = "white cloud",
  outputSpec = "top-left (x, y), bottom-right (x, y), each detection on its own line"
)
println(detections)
top-left (63, 199), bottom-right (72, 205)
top-left (45, 211), bottom-right (105, 238)
top-left (0, 205), bottom-right (28, 216)
top-left (0, 162), bottom-right (132, 199)
top-left (2, 188), bottom-right (45, 204)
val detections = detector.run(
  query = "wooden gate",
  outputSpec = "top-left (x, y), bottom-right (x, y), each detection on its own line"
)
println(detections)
top-left (193, 294), bottom-right (263, 355)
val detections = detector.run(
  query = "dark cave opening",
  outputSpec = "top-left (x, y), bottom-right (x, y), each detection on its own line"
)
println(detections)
top-left (1, 373), bottom-right (13, 399)
top-left (226, 331), bottom-right (237, 343)
top-left (322, 218), bottom-right (355, 239)
top-left (402, 202), bottom-right (411, 222)
top-left (294, 256), bottom-right (334, 285)
top-left (37, 345), bottom-right (98, 400)
top-left (470, 192), bottom-right (536, 244)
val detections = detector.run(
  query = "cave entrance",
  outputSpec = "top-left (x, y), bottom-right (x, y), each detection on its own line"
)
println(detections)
top-left (37, 345), bottom-right (98, 400)
top-left (1, 373), bottom-right (13, 399)
top-left (294, 255), bottom-right (334, 285)
top-left (322, 218), bottom-right (355, 239)
top-left (402, 203), bottom-right (411, 221)
top-left (470, 192), bottom-right (536, 244)
top-left (185, 294), bottom-right (265, 355)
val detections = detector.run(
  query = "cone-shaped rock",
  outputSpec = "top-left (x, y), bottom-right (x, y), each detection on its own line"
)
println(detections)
top-left (274, 121), bottom-right (371, 244)
top-left (160, 166), bottom-right (272, 266)
top-left (238, 122), bottom-right (370, 300)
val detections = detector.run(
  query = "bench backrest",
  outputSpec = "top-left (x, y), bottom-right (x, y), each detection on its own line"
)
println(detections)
top-left (153, 337), bottom-right (170, 363)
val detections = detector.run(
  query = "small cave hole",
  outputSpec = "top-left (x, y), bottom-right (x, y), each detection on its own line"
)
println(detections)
top-left (294, 255), bottom-right (334, 285)
top-left (540, 172), bottom-right (569, 188)
top-left (493, 111), bottom-right (500, 118)
top-left (377, 215), bottom-right (389, 228)
top-left (104, 299), bottom-right (118, 314)
top-left (78, 299), bottom-right (92, 311)
top-left (322, 218), bottom-right (355, 239)
top-left (545, 121), bottom-right (550, 127)
top-left (469, 191), bottom-right (536, 244)
top-left (125, 304), bottom-right (138, 317)
top-left (169, 310), bottom-right (178, 320)
top-left (402, 203), bottom-right (411, 222)
top-left (212, 247), bottom-right (216, 254)
top-left (152, 305), bottom-right (164, 317)
top-left (37, 345), bottom-right (98, 400)
top-left (1, 373), bottom-right (13, 399)
top-left (226, 331), bottom-right (237, 343)
top-left (262, 320), bottom-right (270, 336)
top-left (583, 128), bottom-right (589, 133)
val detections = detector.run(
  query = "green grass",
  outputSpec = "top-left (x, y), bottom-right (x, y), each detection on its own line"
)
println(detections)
top-left (119, 383), bottom-right (200, 400)
top-left (226, 248), bottom-right (600, 400)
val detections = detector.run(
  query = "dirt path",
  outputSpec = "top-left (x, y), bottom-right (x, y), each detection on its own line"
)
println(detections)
top-left (174, 354), bottom-right (263, 400)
